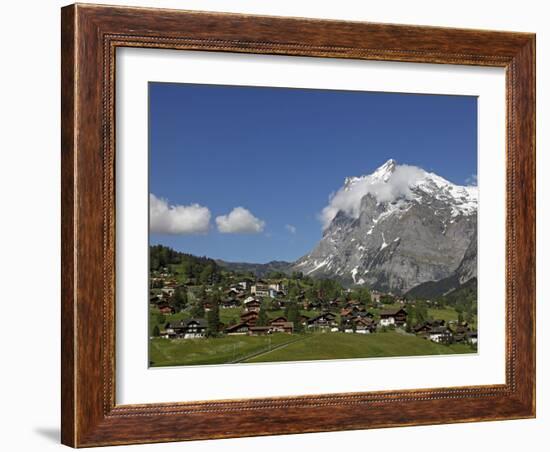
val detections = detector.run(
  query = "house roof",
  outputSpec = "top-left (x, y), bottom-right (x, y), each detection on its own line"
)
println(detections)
top-left (241, 311), bottom-right (259, 319)
top-left (308, 312), bottom-right (336, 323)
top-left (249, 326), bottom-right (271, 331)
top-left (429, 326), bottom-right (450, 334)
top-left (221, 298), bottom-right (239, 304)
top-left (269, 316), bottom-right (287, 324)
top-left (379, 308), bottom-right (407, 316)
top-left (354, 317), bottom-right (374, 325)
top-left (225, 322), bottom-right (249, 333)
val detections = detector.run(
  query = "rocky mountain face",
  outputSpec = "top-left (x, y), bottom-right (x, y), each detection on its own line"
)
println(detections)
top-left (292, 160), bottom-right (478, 295)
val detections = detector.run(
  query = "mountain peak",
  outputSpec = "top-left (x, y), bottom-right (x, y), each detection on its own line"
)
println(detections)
top-left (371, 159), bottom-right (397, 181)
top-left (343, 159), bottom-right (399, 190)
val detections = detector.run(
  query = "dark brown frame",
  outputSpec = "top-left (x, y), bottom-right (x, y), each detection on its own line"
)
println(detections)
top-left (61, 3), bottom-right (536, 447)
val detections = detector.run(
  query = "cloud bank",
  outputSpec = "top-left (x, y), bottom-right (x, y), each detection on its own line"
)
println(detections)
top-left (150, 193), bottom-right (211, 234)
top-left (216, 207), bottom-right (265, 234)
top-left (320, 164), bottom-right (426, 229)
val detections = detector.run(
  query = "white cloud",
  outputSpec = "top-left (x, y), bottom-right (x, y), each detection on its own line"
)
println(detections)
top-left (320, 164), bottom-right (425, 229)
top-left (285, 224), bottom-right (297, 234)
top-left (150, 193), bottom-right (211, 234)
top-left (216, 207), bottom-right (265, 234)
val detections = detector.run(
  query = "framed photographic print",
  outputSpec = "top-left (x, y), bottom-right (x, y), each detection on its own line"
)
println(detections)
top-left (61, 3), bottom-right (536, 447)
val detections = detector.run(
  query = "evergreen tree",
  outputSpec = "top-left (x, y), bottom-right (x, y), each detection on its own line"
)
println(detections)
top-left (152, 325), bottom-right (160, 337)
top-left (256, 305), bottom-right (269, 327)
top-left (286, 302), bottom-right (303, 333)
top-left (199, 264), bottom-right (214, 285)
top-left (172, 288), bottom-right (188, 312)
top-left (358, 288), bottom-right (372, 307)
top-left (288, 282), bottom-right (300, 300)
top-left (206, 297), bottom-right (220, 337)
top-left (190, 299), bottom-right (205, 318)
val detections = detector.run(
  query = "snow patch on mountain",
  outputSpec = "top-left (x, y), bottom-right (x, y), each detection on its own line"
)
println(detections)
top-left (320, 159), bottom-right (477, 229)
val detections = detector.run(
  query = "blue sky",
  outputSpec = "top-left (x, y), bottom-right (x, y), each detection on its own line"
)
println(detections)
top-left (149, 82), bottom-right (477, 263)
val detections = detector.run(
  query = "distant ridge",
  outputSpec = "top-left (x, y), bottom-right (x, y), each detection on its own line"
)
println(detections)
top-left (215, 259), bottom-right (292, 277)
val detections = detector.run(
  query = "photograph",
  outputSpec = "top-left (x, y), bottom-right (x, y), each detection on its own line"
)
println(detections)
top-left (147, 82), bottom-right (479, 367)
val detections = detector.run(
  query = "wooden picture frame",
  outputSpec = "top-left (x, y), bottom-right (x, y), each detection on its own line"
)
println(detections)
top-left (61, 3), bottom-right (535, 447)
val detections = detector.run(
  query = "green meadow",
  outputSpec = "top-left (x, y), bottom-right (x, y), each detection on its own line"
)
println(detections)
top-left (149, 331), bottom-right (475, 367)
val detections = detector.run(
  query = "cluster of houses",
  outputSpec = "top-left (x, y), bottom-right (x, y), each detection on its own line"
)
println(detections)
top-left (413, 320), bottom-right (478, 345)
top-left (151, 273), bottom-right (477, 346)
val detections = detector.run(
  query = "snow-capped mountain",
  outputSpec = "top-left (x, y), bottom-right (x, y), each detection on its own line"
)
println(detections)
top-left (293, 159), bottom-right (478, 294)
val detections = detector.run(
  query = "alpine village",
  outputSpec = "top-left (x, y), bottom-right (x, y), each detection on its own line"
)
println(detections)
top-left (149, 245), bottom-right (478, 367)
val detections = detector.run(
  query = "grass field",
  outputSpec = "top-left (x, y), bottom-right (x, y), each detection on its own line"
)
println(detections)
top-left (245, 331), bottom-right (473, 363)
top-left (149, 333), bottom-right (301, 366)
top-left (149, 331), bottom-right (475, 367)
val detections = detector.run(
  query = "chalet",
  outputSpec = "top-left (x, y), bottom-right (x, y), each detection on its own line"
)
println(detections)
top-left (268, 282), bottom-right (284, 291)
top-left (307, 300), bottom-right (323, 310)
top-left (182, 318), bottom-right (207, 338)
top-left (269, 288), bottom-right (286, 298)
top-left (161, 323), bottom-right (178, 338)
top-left (307, 312), bottom-right (337, 331)
top-left (237, 278), bottom-right (252, 290)
top-left (244, 299), bottom-right (261, 313)
top-left (379, 308), bottom-right (407, 327)
top-left (270, 320), bottom-right (294, 334)
top-left (346, 299), bottom-right (361, 307)
top-left (161, 287), bottom-right (175, 297)
top-left (220, 298), bottom-right (241, 309)
top-left (428, 326), bottom-right (453, 343)
top-left (466, 331), bottom-right (478, 345)
top-left (237, 281), bottom-right (249, 290)
top-left (299, 314), bottom-right (310, 326)
top-left (370, 291), bottom-right (383, 304)
top-left (248, 326), bottom-right (271, 336)
top-left (341, 306), bottom-right (368, 318)
top-left (353, 317), bottom-right (376, 334)
top-left (413, 323), bottom-right (433, 335)
top-left (225, 322), bottom-right (250, 335)
top-left (340, 308), bottom-right (354, 318)
top-left (414, 320), bottom-right (446, 336)
top-left (226, 287), bottom-right (242, 296)
top-left (251, 284), bottom-right (270, 297)
top-left (159, 291), bottom-right (172, 301)
top-left (453, 325), bottom-right (470, 342)
top-left (269, 316), bottom-right (288, 324)
top-left (163, 318), bottom-right (207, 339)
top-left (240, 311), bottom-right (259, 326)
top-left (277, 299), bottom-right (292, 309)
top-left (157, 304), bottom-right (175, 315)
